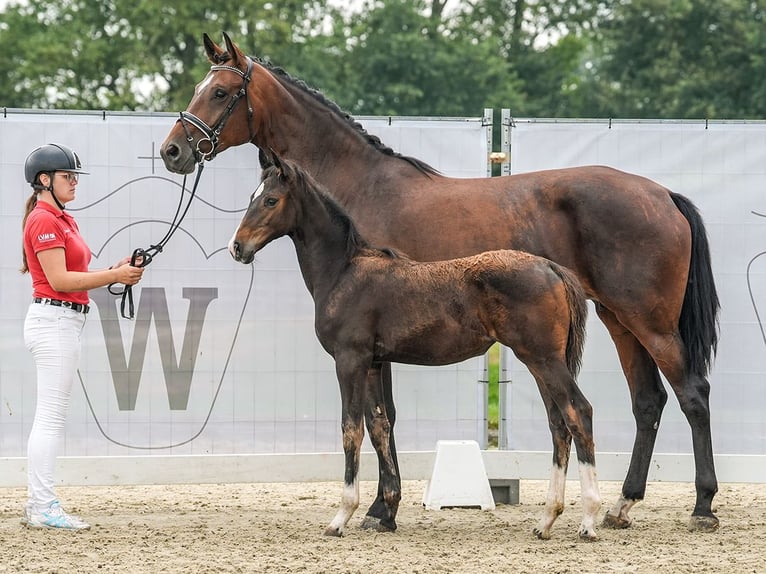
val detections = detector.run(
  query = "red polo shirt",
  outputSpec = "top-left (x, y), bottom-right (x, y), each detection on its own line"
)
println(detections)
top-left (24, 201), bottom-right (91, 305)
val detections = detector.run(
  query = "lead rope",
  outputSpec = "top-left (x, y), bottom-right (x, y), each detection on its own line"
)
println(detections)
top-left (108, 161), bottom-right (206, 319)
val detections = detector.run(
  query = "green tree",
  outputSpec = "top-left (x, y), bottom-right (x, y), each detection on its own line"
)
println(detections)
top-left (121, 0), bottom-right (330, 111)
top-left (319, 0), bottom-right (524, 116)
top-left (582, 0), bottom-right (766, 118)
top-left (2, 0), bottom-right (765, 119)
top-left (0, 0), bottom-right (142, 109)
top-left (452, 0), bottom-right (609, 116)
top-left (0, 0), bottom-right (332, 111)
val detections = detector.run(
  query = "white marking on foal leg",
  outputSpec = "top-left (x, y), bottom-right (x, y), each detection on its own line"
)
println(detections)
top-left (577, 462), bottom-right (601, 541)
top-left (325, 478), bottom-right (360, 537)
top-left (534, 465), bottom-right (566, 540)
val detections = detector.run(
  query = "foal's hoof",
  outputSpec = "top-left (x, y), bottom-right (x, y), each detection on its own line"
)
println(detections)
top-left (602, 512), bottom-right (631, 529)
top-left (375, 518), bottom-right (397, 533)
top-left (532, 527), bottom-right (551, 540)
top-left (688, 514), bottom-right (719, 533)
top-left (578, 528), bottom-right (598, 542)
top-left (324, 526), bottom-right (343, 537)
top-left (359, 515), bottom-right (381, 530)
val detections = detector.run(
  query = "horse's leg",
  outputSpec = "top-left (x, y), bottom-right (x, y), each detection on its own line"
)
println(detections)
top-left (361, 361), bottom-right (401, 529)
top-left (531, 385), bottom-right (572, 540)
top-left (362, 363), bottom-right (401, 532)
top-left (615, 312), bottom-right (719, 532)
top-left (325, 356), bottom-right (368, 537)
top-left (595, 304), bottom-right (669, 529)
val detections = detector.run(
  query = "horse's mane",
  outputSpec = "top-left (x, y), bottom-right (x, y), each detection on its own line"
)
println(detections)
top-left (263, 163), bottom-right (402, 260)
top-left (219, 51), bottom-right (440, 178)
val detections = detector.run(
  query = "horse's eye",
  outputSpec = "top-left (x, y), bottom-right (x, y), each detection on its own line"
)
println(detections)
top-left (264, 197), bottom-right (278, 207)
top-left (214, 88), bottom-right (227, 99)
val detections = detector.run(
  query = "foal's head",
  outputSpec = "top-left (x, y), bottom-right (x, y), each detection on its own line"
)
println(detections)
top-left (229, 154), bottom-right (371, 265)
top-left (228, 159), bottom-right (303, 264)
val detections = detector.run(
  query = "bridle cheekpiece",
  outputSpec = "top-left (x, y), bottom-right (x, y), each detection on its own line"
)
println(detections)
top-left (178, 56), bottom-right (256, 164)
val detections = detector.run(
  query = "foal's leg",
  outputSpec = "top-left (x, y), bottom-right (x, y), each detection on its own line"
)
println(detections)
top-left (362, 361), bottom-right (402, 529)
top-left (527, 366), bottom-right (601, 541)
top-left (532, 386), bottom-right (572, 540)
top-left (362, 363), bottom-right (401, 532)
top-left (325, 356), bottom-right (368, 537)
top-left (595, 304), bottom-right (669, 529)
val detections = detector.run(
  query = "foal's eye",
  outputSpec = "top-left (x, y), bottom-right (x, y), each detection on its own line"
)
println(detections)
top-left (264, 197), bottom-right (278, 207)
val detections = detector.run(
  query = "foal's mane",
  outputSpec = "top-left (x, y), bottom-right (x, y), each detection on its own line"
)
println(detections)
top-left (220, 51), bottom-right (440, 178)
top-left (263, 163), bottom-right (401, 260)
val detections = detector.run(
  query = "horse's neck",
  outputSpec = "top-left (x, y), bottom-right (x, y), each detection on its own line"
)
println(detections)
top-left (255, 76), bottom-right (405, 198)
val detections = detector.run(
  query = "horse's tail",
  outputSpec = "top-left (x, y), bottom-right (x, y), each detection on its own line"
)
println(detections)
top-left (549, 262), bottom-right (588, 378)
top-left (670, 192), bottom-right (720, 378)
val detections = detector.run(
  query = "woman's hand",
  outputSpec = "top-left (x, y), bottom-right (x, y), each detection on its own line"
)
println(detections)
top-left (113, 261), bottom-right (145, 286)
top-left (111, 255), bottom-right (134, 269)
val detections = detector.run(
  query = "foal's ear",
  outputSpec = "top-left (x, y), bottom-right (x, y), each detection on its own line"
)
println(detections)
top-left (203, 33), bottom-right (225, 65)
top-left (267, 147), bottom-right (285, 175)
top-left (258, 148), bottom-right (272, 170)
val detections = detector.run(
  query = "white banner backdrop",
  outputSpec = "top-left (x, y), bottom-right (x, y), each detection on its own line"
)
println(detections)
top-left (0, 110), bottom-right (489, 458)
top-left (503, 119), bottom-right (766, 456)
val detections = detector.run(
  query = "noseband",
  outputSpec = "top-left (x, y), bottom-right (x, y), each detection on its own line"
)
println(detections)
top-left (178, 56), bottom-right (256, 162)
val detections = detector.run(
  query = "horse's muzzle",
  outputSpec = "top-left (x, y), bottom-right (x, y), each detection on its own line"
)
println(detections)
top-left (159, 140), bottom-right (196, 175)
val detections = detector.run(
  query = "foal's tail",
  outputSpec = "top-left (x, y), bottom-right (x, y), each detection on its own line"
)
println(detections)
top-left (549, 263), bottom-right (588, 378)
top-left (670, 192), bottom-right (720, 378)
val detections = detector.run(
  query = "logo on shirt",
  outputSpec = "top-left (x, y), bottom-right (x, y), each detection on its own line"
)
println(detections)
top-left (37, 232), bottom-right (57, 242)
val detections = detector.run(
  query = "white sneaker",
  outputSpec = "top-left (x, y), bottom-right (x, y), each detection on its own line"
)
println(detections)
top-left (22, 500), bottom-right (90, 531)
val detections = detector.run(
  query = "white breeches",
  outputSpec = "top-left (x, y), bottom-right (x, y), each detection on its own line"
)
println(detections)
top-left (23, 303), bottom-right (85, 509)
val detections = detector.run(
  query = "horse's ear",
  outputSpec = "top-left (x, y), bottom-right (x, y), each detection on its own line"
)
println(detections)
top-left (222, 31), bottom-right (244, 67)
top-left (203, 33), bottom-right (225, 65)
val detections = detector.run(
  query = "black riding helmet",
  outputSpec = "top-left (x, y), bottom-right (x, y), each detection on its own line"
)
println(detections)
top-left (24, 143), bottom-right (89, 187)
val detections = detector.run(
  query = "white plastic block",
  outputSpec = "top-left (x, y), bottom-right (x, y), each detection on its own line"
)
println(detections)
top-left (422, 440), bottom-right (495, 511)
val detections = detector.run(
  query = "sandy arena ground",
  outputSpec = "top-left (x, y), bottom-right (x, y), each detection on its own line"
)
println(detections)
top-left (1, 479), bottom-right (764, 573)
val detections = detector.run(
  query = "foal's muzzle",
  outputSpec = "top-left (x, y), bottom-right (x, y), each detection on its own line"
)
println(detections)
top-left (228, 239), bottom-right (254, 264)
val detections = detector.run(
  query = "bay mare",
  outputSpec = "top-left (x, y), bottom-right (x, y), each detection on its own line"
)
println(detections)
top-left (229, 156), bottom-right (600, 540)
top-left (160, 32), bottom-right (720, 532)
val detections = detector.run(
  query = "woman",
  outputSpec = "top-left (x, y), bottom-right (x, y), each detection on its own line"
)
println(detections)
top-left (20, 143), bottom-right (144, 530)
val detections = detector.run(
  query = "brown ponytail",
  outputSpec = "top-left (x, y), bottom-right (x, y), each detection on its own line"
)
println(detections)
top-left (20, 189), bottom-right (39, 274)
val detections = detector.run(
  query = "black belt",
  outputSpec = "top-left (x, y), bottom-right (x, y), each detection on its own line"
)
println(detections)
top-left (33, 297), bottom-right (90, 314)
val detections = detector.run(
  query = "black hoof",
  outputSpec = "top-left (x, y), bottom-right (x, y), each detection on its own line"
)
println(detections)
top-left (602, 512), bottom-right (631, 529)
top-left (688, 514), bottom-right (719, 532)
top-left (360, 515), bottom-right (381, 530)
top-left (376, 518), bottom-right (397, 532)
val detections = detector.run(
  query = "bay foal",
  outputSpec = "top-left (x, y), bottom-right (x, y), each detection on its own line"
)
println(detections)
top-left (229, 157), bottom-right (600, 540)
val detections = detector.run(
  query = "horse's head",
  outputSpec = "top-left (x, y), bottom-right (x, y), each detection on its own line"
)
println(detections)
top-left (228, 153), bottom-right (299, 264)
top-left (161, 32), bottom-right (258, 174)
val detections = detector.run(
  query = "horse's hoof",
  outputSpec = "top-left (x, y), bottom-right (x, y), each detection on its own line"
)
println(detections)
top-left (602, 512), bottom-right (631, 529)
top-left (324, 526), bottom-right (343, 537)
top-left (578, 529), bottom-right (598, 542)
top-left (359, 515), bottom-right (381, 530)
top-left (688, 514), bottom-right (719, 532)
